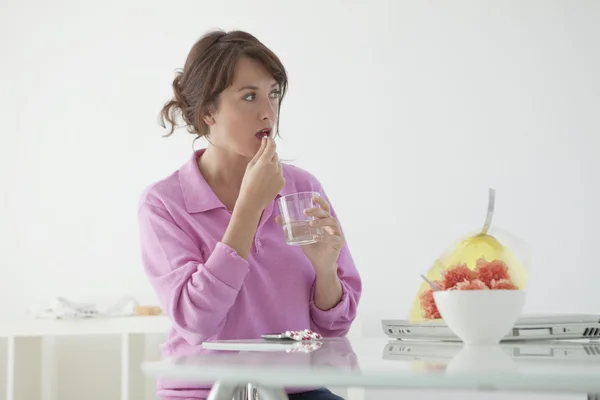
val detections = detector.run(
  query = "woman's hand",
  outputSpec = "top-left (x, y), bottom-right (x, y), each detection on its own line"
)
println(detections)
top-left (238, 137), bottom-right (285, 213)
top-left (223, 137), bottom-right (283, 260)
top-left (277, 195), bottom-right (344, 275)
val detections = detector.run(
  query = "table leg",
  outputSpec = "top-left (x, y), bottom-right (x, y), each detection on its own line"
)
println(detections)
top-left (6, 336), bottom-right (15, 400)
top-left (588, 394), bottom-right (599, 400)
top-left (256, 386), bottom-right (289, 400)
top-left (5, 336), bottom-right (42, 400)
top-left (120, 333), bottom-right (145, 400)
top-left (41, 337), bottom-right (57, 400)
top-left (244, 383), bottom-right (258, 400)
top-left (207, 381), bottom-right (245, 400)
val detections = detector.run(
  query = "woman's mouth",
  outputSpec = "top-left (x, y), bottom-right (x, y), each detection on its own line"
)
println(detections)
top-left (255, 128), bottom-right (271, 140)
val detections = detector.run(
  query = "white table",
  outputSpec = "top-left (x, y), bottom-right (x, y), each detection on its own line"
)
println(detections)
top-left (142, 337), bottom-right (600, 400)
top-left (0, 315), bottom-right (171, 400)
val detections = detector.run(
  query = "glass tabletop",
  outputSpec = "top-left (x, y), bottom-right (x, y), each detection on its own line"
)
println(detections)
top-left (142, 337), bottom-right (600, 394)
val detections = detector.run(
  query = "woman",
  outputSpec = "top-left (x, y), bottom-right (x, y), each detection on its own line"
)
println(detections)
top-left (138, 29), bottom-right (362, 400)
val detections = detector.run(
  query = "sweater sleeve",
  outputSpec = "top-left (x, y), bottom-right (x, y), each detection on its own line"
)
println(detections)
top-left (138, 202), bottom-right (249, 345)
top-left (308, 184), bottom-right (362, 337)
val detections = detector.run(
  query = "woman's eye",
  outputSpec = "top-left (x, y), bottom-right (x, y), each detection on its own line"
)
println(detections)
top-left (243, 90), bottom-right (280, 102)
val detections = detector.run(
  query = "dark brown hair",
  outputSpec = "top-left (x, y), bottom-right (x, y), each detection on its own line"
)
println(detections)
top-left (159, 30), bottom-right (288, 139)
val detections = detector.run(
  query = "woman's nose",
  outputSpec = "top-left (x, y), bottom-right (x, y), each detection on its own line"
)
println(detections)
top-left (260, 99), bottom-right (277, 121)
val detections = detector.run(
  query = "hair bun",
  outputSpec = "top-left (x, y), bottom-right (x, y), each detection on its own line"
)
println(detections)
top-left (172, 74), bottom-right (189, 109)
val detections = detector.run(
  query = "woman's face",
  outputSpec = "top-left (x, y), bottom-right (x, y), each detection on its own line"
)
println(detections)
top-left (205, 56), bottom-right (281, 159)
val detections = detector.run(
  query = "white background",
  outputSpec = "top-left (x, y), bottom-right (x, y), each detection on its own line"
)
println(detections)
top-left (1, 0), bottom-right (599, 398)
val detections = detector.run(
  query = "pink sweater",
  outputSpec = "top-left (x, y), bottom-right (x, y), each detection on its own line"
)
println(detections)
top-left (137, 150), bottom-right (362, 399)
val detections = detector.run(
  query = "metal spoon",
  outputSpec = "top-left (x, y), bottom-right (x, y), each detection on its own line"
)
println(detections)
top-left (420, 274), bottom-right (442, 292)
top-left (480, 188), bottom-right (496, 235)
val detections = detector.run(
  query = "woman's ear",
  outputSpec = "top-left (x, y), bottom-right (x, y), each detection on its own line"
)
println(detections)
top-left (203, 107), bottom-right (216, 126)
top-left (202, 101), bottom-right (218, 126)
top-left (203, 113), bottom-right (215, 126)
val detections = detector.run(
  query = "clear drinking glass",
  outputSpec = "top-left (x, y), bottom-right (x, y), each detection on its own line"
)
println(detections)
top-left (278, 191), bottom-right (322, 246)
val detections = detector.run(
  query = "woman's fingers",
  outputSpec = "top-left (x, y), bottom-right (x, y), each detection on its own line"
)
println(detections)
top-left (313, 232), bottom-right (345, 248)
top-left (312, 195), bottom-right (331, 213)
top-left (303, 195), bottom-right (332, 218)
top-left (309, 217), bottom-right (341, 235)
top-left (303, 207), bottom-right (329, 219)
top-left (250, 136), bottom-right (268, 164)
top-left (259, 137), bottom-right (277, 164)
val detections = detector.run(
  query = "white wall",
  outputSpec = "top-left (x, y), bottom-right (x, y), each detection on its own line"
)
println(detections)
top-left (1, 0), bottom-right (599, 398)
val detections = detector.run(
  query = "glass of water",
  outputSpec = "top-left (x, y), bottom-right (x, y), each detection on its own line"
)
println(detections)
top-left (278, 191), bottom-right (322, 246)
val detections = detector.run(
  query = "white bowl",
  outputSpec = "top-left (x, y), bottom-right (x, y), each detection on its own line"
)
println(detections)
top-left (433, 290), bottom-right (526, 345)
